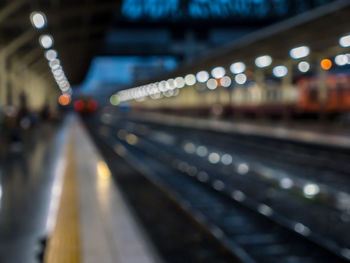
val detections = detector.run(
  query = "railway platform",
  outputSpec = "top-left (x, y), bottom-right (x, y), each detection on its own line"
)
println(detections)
top-left (1, 111), bottom-right (350, 263)
top-left (1, 1), bottom-right (350, 262)
top-left (0, 114), bottom-right (162, 263)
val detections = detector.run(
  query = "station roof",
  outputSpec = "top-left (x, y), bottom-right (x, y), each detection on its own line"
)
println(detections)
top-left (132, 0), bottom-right (350, 87)
top-left (0, 0), bottom-right (120, 84)
top-left (1, 0), bottom-right (345, 87)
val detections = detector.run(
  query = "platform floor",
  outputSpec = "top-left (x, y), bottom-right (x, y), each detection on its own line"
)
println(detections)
top-left (0, 123), bottom-right (64, 263)
top-left (0, 115), bottom-right (161, 263)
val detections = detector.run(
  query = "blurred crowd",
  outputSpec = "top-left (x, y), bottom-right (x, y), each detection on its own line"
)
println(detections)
top-left (0, 98), bottom-right (60, 157)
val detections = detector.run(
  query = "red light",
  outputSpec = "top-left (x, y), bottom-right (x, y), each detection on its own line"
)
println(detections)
top-left (321, 59), bottom-right (332, 70)
top-left (58, 94), bottom-right (71, 106)
top-left (74, 100), bottom-right (84, 111)
top-left (87, 100), bottom-right (98, 111)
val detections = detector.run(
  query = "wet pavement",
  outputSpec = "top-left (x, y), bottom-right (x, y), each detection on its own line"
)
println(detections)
top-left (0, 123), bottom-right (64, 263)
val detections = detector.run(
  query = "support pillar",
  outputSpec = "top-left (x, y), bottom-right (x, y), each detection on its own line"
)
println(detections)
top-left (0, 53), bottom-right (8, 108)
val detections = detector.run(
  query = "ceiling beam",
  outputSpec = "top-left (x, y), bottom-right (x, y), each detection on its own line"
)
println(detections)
top-left (0, 0), bottom-right (26, 25)
top-left (4, 1), bottom-right (120, 27)
top-left (1, 29), bottom-right (35, 56)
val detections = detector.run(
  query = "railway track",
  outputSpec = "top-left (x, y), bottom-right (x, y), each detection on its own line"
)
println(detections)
top-left (85, 115), bottom-right (350, 263)
top-left (87, 123), bottom-right (239, 263)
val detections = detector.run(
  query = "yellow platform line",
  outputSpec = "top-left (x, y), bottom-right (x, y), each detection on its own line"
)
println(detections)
top-left (45, 139), bottom-right (81, 263)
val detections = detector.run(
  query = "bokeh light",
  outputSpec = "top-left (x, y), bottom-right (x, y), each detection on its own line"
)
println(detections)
top-left (39, 34), bottom-right (54, 49)
top-left (298, 61), bottom-right (310, 73)
top-left (30, 12), bottom-right (46, 29)
top-left (74, 100), bottom-right (85, 111)
top-left (110, 94), bottom-right (120, 106)
top-left (58, 94), bottom-right (71, 106)
top-left (320, 59), bottom-right (332, 70)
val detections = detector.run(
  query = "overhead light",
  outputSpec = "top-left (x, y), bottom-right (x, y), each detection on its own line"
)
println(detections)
top-left (175, 77), bottom-right (185, 88)
top-left (211, 66), bottom-right (225, 79)
top-left (51, 64), bottom-right (62, 72)
top-left (290, 46), bottom-right (310, 59)
top-left (196, 71), bottom-right (209, 83)
top-left (30, 12), bottom-right (46, 29)
top-left (49, 59), bottom-right (60, 68)
top-left (339, 34), bottom-right (350, 48)
top-left (230, 62), bottom-right (246, 74)
top-left (273, 65), bottom-right (288, 78)
top-left (58, 80), bottom-right (68, 87)
top-left (220, 76), bottom-right (231, 87)
top-left (53, 70), bottom-right (64, 78)
top-left (335, 54), bottom-right (349, 66)
top-left (45, 49), bottom-right (57, 61)
top-left (167, 79), bottom-right (175, 90)
top-left (255, 55), bottom-right (272, 68)
top-left (184, 74), bottom-right (196, 86)
top-left (320, 59), bottom-right (332, 70)
top-left (60, 84), bottom-right (70, 92)
top-left (52, 67), bottom-right (63, 74)
top-left (39, 34), bottom-right (54, 49)
top-left (235, 73), bottom-right (247, 84)
top-left (206, 78), bottom-right (217, 90)
top-left (158, 80), bottom-right (168, 92)
top-left (63, 88), bottom-right (72, 96)
top-left (298, 61), bottom-right (310, 73)
top-left (55, 74), bottom-right (66, 81)
top-left (58, 94), bottom-right (71, 106)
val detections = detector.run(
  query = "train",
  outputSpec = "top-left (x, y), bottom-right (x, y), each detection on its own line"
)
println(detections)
top-left (73, 96), bottom-right (99, 115)
top-left (129, 66), bottom-right (350, 119)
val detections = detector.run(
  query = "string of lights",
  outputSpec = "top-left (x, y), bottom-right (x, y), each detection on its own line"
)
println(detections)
top-left (112, 36), bottom-right (350, 104)
top-left (30, 11), bottom-right (72, 106)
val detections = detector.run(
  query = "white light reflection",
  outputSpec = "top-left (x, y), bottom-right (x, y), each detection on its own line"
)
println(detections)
top-left (279, 177), bottom-right (293, 189)
top-left (184, 142), bottom-right (196, 154)
top-left (230, 62), bottom-right (246, 74)
top-left (208, 152), bottom-right (220, 164)
top-left (273, 65), bottom-right (288, 78)
top-left (97, 161), bottom-right (112, 209)
top-left (232, 190), bottom-right (246, 202)
top-left (290, 46), bottom-right (310, 59)
top-left (184, 74), bottom-right (196, 86)
top-left (30, 12), bottom-right (47, 29)
top-left (298, 61), bottom-right (310, 73)
top-left (175, 77), bottom-right (185, 88)
top-left (237, 163), bottom-right (249, 174)
top-left (45, 49), bottom-right (57, 61)
top-left (235, 73), bottom-right (247, 85)
top-left (258, 204), bottom-right (273, 216)
top-left (207, 78), bottom-right (218, 90)
top-left (221, 154), bottom-right (232, 165)
top-left (39, 34), bottom-right (54, 49)
top-left (255, 55), bottom-right (272, 68)
top-left (220, 76), bottom-right (232, 87)
top-left (196, 145), bottom-right (208, 157)
top-left (213, 180), bottom-right (225, 191)
top-left (303, 183), bottom-right (320, 198)
top-left (211, 66), bottom-right (226, 79)
top-left (196, 71), bottom-right (209, 83)
top-left (294, 223), bottom-right (311, 236)
top-left (339, 34), bottom-right (350, 48)
top-left (335, 54), bottom-right (349, 66)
